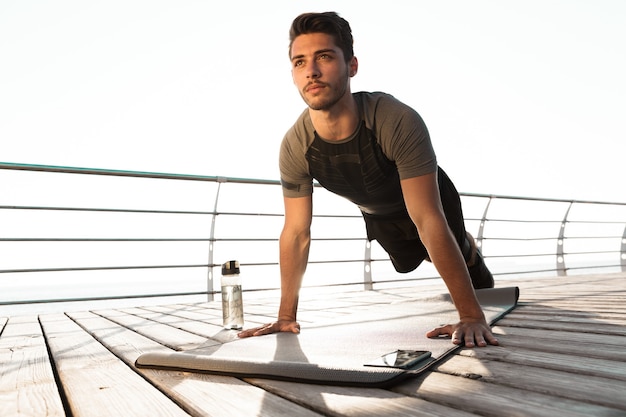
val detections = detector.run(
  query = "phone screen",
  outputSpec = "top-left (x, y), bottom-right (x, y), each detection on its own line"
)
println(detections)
top-left (364, 350), bottom-right (432, 369)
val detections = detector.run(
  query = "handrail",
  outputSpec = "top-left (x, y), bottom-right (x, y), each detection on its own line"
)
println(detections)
top-left (3, 161), bottom-right (625, 205)
top-left (1, 162), bottom-right (625, 308)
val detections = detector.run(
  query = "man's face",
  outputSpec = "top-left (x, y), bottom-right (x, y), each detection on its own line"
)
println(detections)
top-left (290, 32), bottom-right (357, 111)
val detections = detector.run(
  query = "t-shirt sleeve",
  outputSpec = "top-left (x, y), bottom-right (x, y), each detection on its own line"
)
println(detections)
top-left (279, 125), bottom-right (314, 198)
top-left (372, 94), bottom-right (438, 179)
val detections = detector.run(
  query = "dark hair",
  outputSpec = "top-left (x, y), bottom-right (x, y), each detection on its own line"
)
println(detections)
top-left (289, 12), bottom-right (354, 62)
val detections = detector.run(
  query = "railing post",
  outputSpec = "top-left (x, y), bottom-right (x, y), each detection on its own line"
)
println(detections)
top-left (476, 196), bottom-right (493, 250)
top-left (557, 202), bottom-right (573, 276)
top-left (619, 226), bottom-right (626, 272)
top-left (363, 240), bottom-right (373, 290)
top-left (207, 177), bottom-right (227, 301)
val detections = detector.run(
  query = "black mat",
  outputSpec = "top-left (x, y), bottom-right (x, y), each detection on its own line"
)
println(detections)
top-left (136, 287), bottom-right (519, 387)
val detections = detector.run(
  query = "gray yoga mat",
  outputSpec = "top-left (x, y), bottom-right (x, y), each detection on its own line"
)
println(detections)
top-left (136, 286), bottom-right (519, 387)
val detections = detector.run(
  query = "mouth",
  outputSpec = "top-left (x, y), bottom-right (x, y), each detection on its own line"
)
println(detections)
top-left (305, 82), bottom-right (326, 93)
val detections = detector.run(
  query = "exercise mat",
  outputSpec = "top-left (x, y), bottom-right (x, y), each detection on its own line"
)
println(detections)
top-left (136, 286), bottom-right (519, 387)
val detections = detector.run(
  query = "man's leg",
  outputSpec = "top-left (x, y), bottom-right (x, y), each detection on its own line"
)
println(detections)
top-left (363, 214), bottom-right (429, 273)
top-left (437, 168), bottom-right (494, 289)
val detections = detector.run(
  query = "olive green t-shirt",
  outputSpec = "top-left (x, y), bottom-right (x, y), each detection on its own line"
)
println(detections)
top-left (279, 92), bottom-right (437, 215)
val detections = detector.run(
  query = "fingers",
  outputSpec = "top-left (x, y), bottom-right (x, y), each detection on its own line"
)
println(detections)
top-left (426, 323), bottom-right (499, 348)
top-left (236, 327), bottom-right (259, 338)
top-left (484, 331), bottom-right (500, 346)
top-left (237, 323), bottom-right (274, 338)
top-left (237, 321), bottom-right (301, 338)
top-left (426, 324), bottom-right (453, 339)
top-left (288, 322), bottom-right (301, 334)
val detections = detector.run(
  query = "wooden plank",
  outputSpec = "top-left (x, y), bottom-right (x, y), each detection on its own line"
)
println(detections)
top-left (248, 378), bottom-right (476, 417)
top-left (129, 306), bottom-right (241, 345)
top-left (511, 305), bottom-right (626, 321)
top-left (496, 317), bottom-right (626, 336)
top-left (0, 315), bottom-right (65, 417)
top-left (518, 296), bottom-right (626, 305)
top-left (435, 354), bottom-right (626, 411)
top-left (519, 294), bottom-right (626, 305)
top-left (92, 308), bottom-right (208, 350)
top-left (524, 292), bottom-right (624, 301)
top-left (504, 311), bottom-right (626, 326)
top-left (458, 345), bottom-right (626, 381)
top-left (39, 313), bottom-right (191, 417)
top-left (137, 304), bottom-right (274, 344)
top-left (491, 326), bottom-right (626, 361)
top-left (492, 325), bottom-right (625, 347)
top-left (139, 304), bottom-right (275, 334)
top-left (510, 280), bottom-right (625, 300)
top-left (122, 306), bottom-right (229, 341)
top-left (393, 370), bottom-right (619, 417)
top-left (187, 300), bottom-right (288, 325)
top-left (67, 311), bottom-right (325, 417)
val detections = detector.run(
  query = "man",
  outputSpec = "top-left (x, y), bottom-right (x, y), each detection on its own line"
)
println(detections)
top-left (239, 12), bottom-right (498, 347)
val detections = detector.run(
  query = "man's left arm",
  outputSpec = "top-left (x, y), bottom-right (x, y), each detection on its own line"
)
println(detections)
top-left (400, 172), bottom-right (499, 347)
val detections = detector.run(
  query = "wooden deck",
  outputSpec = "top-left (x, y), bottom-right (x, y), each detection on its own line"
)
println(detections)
top-left (2, 272), bottom-right (626, 417)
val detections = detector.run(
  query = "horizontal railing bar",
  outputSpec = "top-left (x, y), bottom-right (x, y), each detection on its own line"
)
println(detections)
top-left (0, 238), bottom-right (216, 242)
top-left (0, 256), bottom-right (399, 275)
top-left (7, 207), bottom-right (621, 224)
top-left (0, 162), bottom-right (281, 185)
top-left (0, 205), bottom-right (361, 219)
top-left (0, 245), bottom-right (619, 274)
top-left (483, 236), bottom-right (624, 242)
top-left (560, 236), bottom-right (624, 240)
top-left (459, 191), bottom-right (626, 206)
top-left (6, 203), bottom-right (622, 224)
top-left (486, 253), bottom-right (566, 259)
top-left (486, 249), bottom-right (621, 258)
top-left (4, 162), bottom-right (626, 206)
top-left (482, 237), bottom-right (562, 242)
top-left (0, 235), bottom-right (619, 243)
top-left (562, 250), bottom-right (622, 256)
top-left (2, 207), bottom-right (623, 222)
top-left (0, 264), bottom-right (210, 274)
top-left (466, 218), bottom-right (564, 224)
top-left (0, 205), bottom-right (218, 215)
top-left (466, 218), bottom-right (625, 225)
top-left (0, 290), bottom-right (217, 306)
top-left (0, 237), bottom-right (364, 243)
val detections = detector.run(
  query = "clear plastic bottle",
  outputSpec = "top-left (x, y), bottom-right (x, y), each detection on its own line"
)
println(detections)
top-left (221, 260), bottom-right (244, 329)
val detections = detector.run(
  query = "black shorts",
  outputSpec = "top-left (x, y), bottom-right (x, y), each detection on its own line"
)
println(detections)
top-left (363, 167), bottom-right (468, 273)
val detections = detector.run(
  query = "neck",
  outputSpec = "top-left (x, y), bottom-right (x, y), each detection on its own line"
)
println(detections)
top-left (309, 93), bottom-right (358, 141)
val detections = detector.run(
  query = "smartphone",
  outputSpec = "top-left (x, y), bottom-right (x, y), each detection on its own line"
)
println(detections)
top-left (364, 350), bottom-right (432, 369)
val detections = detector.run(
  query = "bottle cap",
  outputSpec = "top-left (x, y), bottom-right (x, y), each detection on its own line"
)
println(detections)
top-left (222, 260), bottom-right (240, 275)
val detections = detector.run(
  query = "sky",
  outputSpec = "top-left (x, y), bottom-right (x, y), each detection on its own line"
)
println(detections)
top-left (1, 0), bottom-right (625, 203)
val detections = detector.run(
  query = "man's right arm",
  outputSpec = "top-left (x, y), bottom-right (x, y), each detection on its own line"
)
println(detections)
top-left (277, 195), bottom-right (313, 322)
top-left (238, 195), bottom-right (312, 337)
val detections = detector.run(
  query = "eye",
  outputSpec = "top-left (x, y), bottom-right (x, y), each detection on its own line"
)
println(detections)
top-left (293, 59), bottom-right (304, 68)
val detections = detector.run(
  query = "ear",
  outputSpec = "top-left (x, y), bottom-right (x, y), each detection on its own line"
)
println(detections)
top-left (349, 56), bottom-right (358, 77)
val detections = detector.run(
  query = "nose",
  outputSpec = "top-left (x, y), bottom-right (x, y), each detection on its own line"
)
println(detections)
top-left (305, 61), bottom-right (321, 79)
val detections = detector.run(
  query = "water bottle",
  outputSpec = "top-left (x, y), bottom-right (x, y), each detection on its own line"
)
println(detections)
top-left (221, 260), bottom-right (244, 329)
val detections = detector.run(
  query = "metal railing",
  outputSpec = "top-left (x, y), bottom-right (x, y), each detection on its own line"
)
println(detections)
top-left (1, 162), bottom-right (625, 307)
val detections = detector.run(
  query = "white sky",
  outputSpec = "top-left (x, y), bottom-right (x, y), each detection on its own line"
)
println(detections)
top-left (1, 0), bottom-right (625, 202)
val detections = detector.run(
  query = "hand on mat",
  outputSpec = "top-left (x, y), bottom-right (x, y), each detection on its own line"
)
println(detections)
top-left (237, 320), bottom-right (301, 338)
top-left (426, 318), bottom-right (499, 348)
